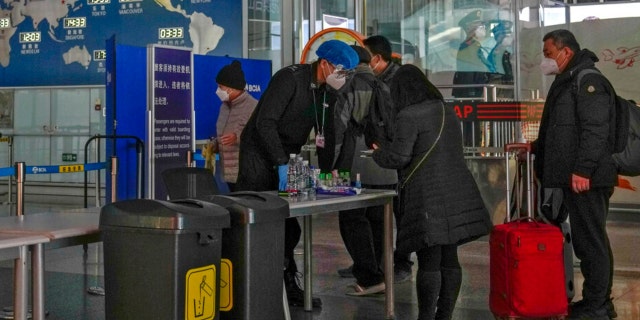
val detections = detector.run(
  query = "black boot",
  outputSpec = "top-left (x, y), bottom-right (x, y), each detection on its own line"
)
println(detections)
top-left (417, 270), bottom-right (441, 320)
top-left (284, 271), bottom-right (322, 308)
top-left (435, 268), bottom-right (462, 320)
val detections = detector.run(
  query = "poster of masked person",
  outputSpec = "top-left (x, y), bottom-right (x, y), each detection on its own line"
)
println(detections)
top-left (488, 21), bottom-right (514, 83)
top-left (452, 10), bottom-right (494, 100)
top-left (487, 20), bottom-right (515, 99)
top-left (452, 10), bottom-right (494, 147)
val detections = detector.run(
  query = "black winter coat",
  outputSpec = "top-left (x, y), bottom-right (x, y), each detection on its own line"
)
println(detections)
top-left (372, 99), bottom-right (492, 253)
top-left (240, 64), bottom-right (325, 167)
top-left (533, 49), bottom-right (618, 188)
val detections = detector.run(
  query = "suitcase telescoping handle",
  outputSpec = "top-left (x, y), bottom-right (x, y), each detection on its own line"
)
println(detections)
top-left (504, 143), bottom-right (533, 222)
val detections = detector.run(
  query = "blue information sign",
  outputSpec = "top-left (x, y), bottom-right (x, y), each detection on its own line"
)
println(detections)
top-left (150, 45), bottom-right (193, 199)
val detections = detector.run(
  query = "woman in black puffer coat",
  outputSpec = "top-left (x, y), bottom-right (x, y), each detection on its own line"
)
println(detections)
top-left (372, 64), bottom-right (492, 320)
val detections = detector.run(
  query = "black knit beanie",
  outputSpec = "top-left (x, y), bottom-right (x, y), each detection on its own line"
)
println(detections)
top-left (216, 60), bottom-right (246, 90)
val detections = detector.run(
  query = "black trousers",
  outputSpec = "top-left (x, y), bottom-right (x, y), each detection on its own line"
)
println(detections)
top-left (236, 148), bottom-right (301, 273)
top-left (339, 183), bottom-right (412, 286)
top-left (416, 244), bottom-right (459, 272)
top-left (339, 206), bottom-right (384, 287)
top-left (563, 186), bottom-right (614, 306)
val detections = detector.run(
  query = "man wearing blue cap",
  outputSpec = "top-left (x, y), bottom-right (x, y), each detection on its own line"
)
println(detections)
top-left (236, 39), bottom-right (358, 308)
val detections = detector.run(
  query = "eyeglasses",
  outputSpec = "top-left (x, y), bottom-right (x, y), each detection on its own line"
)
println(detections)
top-left (332, 64), bottom-right (344, 72)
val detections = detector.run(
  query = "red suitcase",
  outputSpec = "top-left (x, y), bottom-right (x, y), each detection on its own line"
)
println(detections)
top-left (489, 143), bottom-right (568, 319)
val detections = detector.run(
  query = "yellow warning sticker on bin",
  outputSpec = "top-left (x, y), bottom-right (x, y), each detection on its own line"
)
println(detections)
top-left (219, 259), bottom-right (233, 311)
top-left (185, 264), bottom-right (216, 320)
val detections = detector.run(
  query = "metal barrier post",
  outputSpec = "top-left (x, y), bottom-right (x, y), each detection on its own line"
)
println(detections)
top-left (8, 136), bottom-right (14, 205)
top-left (94, 140), bottom-right (101, 207)
top-left (111, 156), bottom-right (118, 203)
top-left (186, 150), bottom-right (194, 167)
top-left (8, 157), bottom-right (27, 320)
top-left (15, 162), bottom-right (25, 217)
top-left (83, 134), bottom-right (145, 206)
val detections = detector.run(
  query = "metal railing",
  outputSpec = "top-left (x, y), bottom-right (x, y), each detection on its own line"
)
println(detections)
top-left (83, 135), bottom-right (144, 208)
top-left (0, 160), bottom-right (114, 216)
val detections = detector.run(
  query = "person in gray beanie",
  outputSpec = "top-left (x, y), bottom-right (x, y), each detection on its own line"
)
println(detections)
top-left (236, 40), bottom-right (358, 308)
top-left (211, 60), bottom-right (256, 191)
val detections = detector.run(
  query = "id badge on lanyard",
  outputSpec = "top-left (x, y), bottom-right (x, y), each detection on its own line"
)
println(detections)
top-left (314, 90), bottom-right (328, 149)
top-left (316, 134), bottom-right (325, 148)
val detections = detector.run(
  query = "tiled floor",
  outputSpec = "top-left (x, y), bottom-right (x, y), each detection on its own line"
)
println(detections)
top-left (1, 206), bottom-right (640, 319)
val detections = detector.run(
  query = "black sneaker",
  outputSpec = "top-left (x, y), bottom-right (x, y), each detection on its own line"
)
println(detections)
top-left (394, 268), bottom-right (412, 283)
top-left (570, 298), bottom-right (616, 319)
top-left (337, 265), bottom-right (354, 278)
top-left (605, 298), bottom-right (617, 319)
top-left (568, 302), bottom-right (610, 320)
top-left (284, 271), bottom-right (322, 308)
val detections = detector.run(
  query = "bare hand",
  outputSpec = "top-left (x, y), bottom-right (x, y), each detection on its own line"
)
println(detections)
top-left (219, 133), bottom-right (237, 146)
top-left (571, 174), bottom-right (590, 193)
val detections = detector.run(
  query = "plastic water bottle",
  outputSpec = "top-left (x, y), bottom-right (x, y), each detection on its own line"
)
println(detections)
top-left (301, 160), bottom-right (311, 189)
top-left (296, 157), bottom-right (307, 196)
top-left (286, 153), bottom-right (298, 196)
top-left (308, 165), bottom-right (317, 195)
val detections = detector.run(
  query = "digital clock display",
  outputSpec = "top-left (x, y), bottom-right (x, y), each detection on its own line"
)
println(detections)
top-left (19, 32), bottom-right (41, 43)
top-left (64, 17), bottom-right (87, 29)
top-left (87, 0), bottom-right (110, 4)
top-left (0, 17), bottom-right (10, 29)
top-left (93, 50), bottom-right (107, 61)
top-left (158, 27), bottom-right (184, 40)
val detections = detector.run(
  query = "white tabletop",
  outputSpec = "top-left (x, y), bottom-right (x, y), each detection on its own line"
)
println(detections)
top-left (286, 189), bottom-right (396, 217)
top-left (0, 210), bottom-right (100, 240)
top-left (0, 233), bottom-right (50, 260)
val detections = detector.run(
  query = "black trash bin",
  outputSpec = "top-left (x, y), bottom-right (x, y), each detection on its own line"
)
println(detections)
top-left (202, 191), bottom-right (289, 320)
top-left (100, 198), bottom-right (230, 320)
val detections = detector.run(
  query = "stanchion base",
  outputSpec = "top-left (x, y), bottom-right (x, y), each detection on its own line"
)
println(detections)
top-left (88, 286), bottom-right (105, 296)
top-left (1, 306), bottom-right (49, 319)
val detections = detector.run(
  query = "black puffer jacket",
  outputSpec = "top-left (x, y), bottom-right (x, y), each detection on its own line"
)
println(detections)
top-left (372, 65), bottom-right (492, 253)
top-left (533, 49), bottom-right (618, 187)
top-left (240, 64), bottom-right (324, 167)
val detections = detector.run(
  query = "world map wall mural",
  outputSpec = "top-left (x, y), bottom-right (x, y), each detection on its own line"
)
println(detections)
top-left (0, 0), bottom-right (241, 86)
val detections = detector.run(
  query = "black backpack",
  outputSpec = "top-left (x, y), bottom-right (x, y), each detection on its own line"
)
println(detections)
top-left (359, 73), bottom-right (396, 148)
top-left (612, 102), bottom-right (640, 176)
top-left (573, 69), bottom-right (630, 154)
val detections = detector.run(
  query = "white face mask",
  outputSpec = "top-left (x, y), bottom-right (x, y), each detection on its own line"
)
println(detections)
top-left (216, 88), bottom-right (230, 102)
top-left (369, 55), bottom-right (381, 75)
top-left (540, 49), bottom-right (566, 75)
top-left (321, 62), bottom-right (346, 90)
top-left (474, 26), bottom-right (486, 39)
top-left (540, 57), bottom-right (560, 75)
top-left (326, 72), bottom-right (346, 90)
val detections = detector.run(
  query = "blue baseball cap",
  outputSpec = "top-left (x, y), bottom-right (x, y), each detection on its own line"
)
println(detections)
top-left (315, 40), bottom-right (359, 70)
